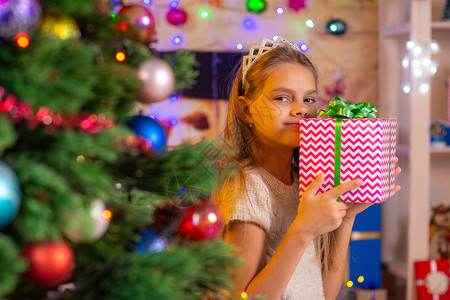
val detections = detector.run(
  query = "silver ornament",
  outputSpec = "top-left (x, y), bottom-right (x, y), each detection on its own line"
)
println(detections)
top-left (0, 0), bottom-right (42, 40)
top-left (137, 57), bottom-right (175, 103)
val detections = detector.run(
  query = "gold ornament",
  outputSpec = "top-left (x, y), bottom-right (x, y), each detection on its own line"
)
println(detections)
top-left (41, 10), bottom-right (81, 40)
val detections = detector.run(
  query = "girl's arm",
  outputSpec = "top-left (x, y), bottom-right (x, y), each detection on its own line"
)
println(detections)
top-left (224, 220), bottom-right (313, 300)
top-left (225, 174), bottom-right (362, 300)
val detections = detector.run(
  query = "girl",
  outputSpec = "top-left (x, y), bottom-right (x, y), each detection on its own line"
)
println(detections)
top-left (213, 37), bottom-right (401, 300)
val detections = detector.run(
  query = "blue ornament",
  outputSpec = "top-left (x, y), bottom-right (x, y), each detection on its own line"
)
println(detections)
top-left (126, 115), bottom-right (167, 154)
top-left (0, 161), bottom-right (21, 229)
top-left (136, 229), bottom-right (167, 254)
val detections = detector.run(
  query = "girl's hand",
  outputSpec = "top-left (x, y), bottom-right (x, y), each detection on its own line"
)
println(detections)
top-left (343, 156), bottom-right (402, 221)
top-left (294, 173), bottom-right (363, 239)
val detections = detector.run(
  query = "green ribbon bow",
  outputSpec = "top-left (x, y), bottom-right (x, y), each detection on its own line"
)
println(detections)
top-left (318, 97), bottom-right (377, 119)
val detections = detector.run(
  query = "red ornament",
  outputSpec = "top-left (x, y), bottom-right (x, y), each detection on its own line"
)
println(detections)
top-left (20, 240), bottom-right (74, 288)
top-left (288, 0), bottom-right (307, 12)
top-left (116, 4), bottom-right (157, 45)
top-left (166, 8), bottom-right (188, 26)
top-left (178, 200), bottom-right (223, 241)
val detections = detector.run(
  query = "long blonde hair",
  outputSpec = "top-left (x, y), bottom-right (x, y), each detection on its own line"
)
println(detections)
top-left (213, 44), bottom-right (337, 275)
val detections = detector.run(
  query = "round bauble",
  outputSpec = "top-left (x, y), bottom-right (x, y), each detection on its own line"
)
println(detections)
top-left (136, 229), bottom-right (168, 254)
top-left (20, 240), bottom-right (74, 288)
top-left (136, 57), bottom-right (175, 104)
top-left (178, 200), bottom-right (223, 241)
top-left (0, 0), bottom-right (42, 40)
top-left (116, 4), bottom-right (157, 45)
top-left (0, 161), bottom-right (21, 229)
top-left (41, 10), bottom-right (81, 40)
top-left (126, 115), bottom-right (167, 154)
top-left (61, 199), bottom-right (111, 243)
top-left (166, 8), bottom-right (187, 26)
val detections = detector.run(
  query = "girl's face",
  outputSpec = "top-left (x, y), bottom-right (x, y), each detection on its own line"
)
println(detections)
top-left (247, 62), bottom-right (318, 149)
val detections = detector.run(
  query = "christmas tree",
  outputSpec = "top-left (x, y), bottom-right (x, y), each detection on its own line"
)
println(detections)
top-left (0, 1), bottom-right (239, 299)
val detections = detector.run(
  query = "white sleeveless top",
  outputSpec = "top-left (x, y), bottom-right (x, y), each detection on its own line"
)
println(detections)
top-left (224, 166), bottom-right (325, 300)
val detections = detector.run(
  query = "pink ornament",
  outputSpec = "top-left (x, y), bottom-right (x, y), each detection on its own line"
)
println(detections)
top-left (288, 0), bottom-right (307, 12)
top-left (178, 200), bottom-right (223, 241)
top-left (166, 8), bottom-right (187, 26)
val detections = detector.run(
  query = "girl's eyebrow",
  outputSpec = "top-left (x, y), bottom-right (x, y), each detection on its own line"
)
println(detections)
top-left (271, 87), bottom-right (318, 95)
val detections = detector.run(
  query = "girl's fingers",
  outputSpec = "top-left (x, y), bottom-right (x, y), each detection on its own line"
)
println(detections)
top-left (395, 185), bottom-right (401, 193)
top-left (327, 179), bottom-right (363, 199)
top-left (395, 167), bottom-right (402, 177)
top-left (395, 156), bottom-right (399, 163)
top-left (304, 173), bottom-right (324, 197)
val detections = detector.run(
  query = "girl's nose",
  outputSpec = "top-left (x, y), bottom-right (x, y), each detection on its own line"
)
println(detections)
top-left (291, 103), bottom-right (309, 117)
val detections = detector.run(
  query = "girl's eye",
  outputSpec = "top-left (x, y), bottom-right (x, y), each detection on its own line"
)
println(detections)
top-left (304, 98), bottom-right (316, 103)
top-left (275, 96), bottom-right (291, 103)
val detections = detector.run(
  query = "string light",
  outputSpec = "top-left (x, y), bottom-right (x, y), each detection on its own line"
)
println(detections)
top-left (200, 9), bottom-right (210, 19)
top-left (115, 52), bottom-right (126, 62)
top-left (402, 84), bottom-right (411, 94)
top-left (243, 17), bottom-right (257, 30)
top-left (172, 35), bottom-right (183, 45)
top-left (16, 33), bottom-right (30, 48)
top-left (236, 43), bottom-right (244, 50)
top-left (298, 42), bottom-right (308, 52)
top-left (346, 281), bottom-right (354, 287)
top-left (276, 7), bottom-right (284, 15)
top-left (402, 40), bottom-right (439, 94)
top-left (358, 276), bottom-right (364, 283)
top-left (272, 35), bottom-right (279, 41)
top-left (169, 1), bottom-right (179, 8)
top-left (305, 19), bottom-right (315, 28)
top-left (102, 209), bottom-right (112, 220)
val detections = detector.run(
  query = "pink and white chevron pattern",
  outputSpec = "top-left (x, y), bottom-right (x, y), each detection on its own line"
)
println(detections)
top-left (299, 118), bottom-right (397, 203)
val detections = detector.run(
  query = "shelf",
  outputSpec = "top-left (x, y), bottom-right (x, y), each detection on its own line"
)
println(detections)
top-left (380, 24), bottom-right (410, 37)
top-left (396, 145), bottom-right (450, 156)
top-left (380, 21), bottom-right (450, 37)
top-left (430, 146), bottom-right (450, 153)
top-left (431, 21), bottom-right (450, 30)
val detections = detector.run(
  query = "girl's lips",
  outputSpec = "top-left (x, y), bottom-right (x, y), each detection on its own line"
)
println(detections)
top-left (285, 123), bottom-right (300, 127)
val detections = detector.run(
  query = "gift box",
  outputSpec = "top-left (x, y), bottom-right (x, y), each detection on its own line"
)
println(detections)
top-left (354, 288), bottom-right (387, 300)
top-left (414, 259), bottom-right (450, 300)
top-left (299, 98), bottom-right (397, 203)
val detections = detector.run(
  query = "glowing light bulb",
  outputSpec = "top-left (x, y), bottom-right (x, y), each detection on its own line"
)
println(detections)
top-left (412, 46), bottom-right (422, 56)
top-left (299, 42), bottom-right (308, 52)
top-left (276, 7), bottom-right (284, 15)
top-left (169, 1), bottom-right (178, 8)
top-left (419, 83), bottom-right (429, 94)
top-left (358, 276), bottom-right (364, 283)
top-left (305, 19), bottom-right (315, 28)
top-left (347, 281), bottom-right (354, 288)
top-left (236, 43), bottom-right (244, 50)
top-left (102, 209), bottom-right (112, 220)
top-left (406, 41), bottom-right (415, 50)
top-left (429, 42), bottom-right (439, 53)
top-left (272, 35), bottom-right (279, 41)
top-left (402, 57), bottom-right (409, 68)
top-left (16, 33), bottom-right (30, 48)
top-left (402, 84), bottom-right (411, 94)
top-left (115, 52), bottom-right (126, 62)
top-left (173, 35), bottom-right (183, 45)
top-left (200, 9), bottom-right (210, 19)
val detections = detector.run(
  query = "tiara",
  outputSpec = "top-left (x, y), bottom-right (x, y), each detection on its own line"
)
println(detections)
top-left (241, 36), bottom-right (302, 91)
